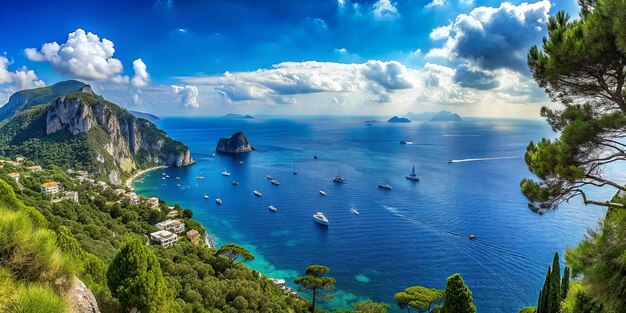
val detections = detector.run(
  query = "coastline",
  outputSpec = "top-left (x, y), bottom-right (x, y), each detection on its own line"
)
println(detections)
top-left (125, 165), bottom-right (167, 190)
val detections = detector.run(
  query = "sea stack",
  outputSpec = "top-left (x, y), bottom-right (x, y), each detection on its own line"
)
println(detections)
top-left (216, 131), bottom-right (256, 153)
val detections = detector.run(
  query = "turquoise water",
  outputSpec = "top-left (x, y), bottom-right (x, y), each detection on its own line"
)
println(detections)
top-left (134, 117), bottom-right (610, 312)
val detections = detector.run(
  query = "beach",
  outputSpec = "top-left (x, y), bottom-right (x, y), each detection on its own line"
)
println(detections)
top-left (125, 165), bottom-right (167, 190)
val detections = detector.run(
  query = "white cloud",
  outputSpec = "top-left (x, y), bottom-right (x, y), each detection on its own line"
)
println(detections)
top-left (429, 24), bottom-right (452, 40)
top-left (131, 59), bottom-right (150, 87)
top-left (0, 56), bottom-right (45, 91)
top-left (25, 28), bottom-right (128, 83)
top-left (171, 85), bottom-right (199, 108)
top-left (426, 0), bottom-right (551, 72)
top-left (425, 0), bottom-right (447, 9)
top-left (371, 0), bottom-right (399, 20)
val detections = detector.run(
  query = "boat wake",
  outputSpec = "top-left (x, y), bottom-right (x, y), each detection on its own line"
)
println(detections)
top-left (448, 156), bottom-right (520, 163)
top-left (382, 206), bottom-right (541, 264)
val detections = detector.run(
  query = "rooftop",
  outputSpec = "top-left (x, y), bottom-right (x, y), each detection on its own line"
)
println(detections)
top-left (42, 182), bottom-right (58, 188)
top-left (151, 230), bottom-right (177, 241)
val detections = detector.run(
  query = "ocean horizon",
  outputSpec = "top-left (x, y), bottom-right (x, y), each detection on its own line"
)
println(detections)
top-left (134, 116), bottom-right (610, 312)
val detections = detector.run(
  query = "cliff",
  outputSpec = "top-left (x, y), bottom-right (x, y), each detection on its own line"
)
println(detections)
top-left (216, 131), bottom-right (255, 153)
top-left (0, 81), bottom-right (193, 185)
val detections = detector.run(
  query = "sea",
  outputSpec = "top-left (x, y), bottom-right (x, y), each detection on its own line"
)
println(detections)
top-left (133, 116), bottom-right (612, 313)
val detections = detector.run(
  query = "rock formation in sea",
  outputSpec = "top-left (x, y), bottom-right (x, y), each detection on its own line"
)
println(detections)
top-left (388, 116), bottom-right (412, 123)
top-left (216, 131), bottom-right (256, 153)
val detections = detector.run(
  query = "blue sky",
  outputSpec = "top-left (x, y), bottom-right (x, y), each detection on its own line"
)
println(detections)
top-left (0, 0), bottom-right (580, 117)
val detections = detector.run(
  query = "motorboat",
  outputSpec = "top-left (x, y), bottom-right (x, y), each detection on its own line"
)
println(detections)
top-left (271, 179), bottom-right (280, 186)
top-left (254, 190), bottom-right (262, 197)
top-left (204, 195), bottom-right (209, 199)
top-left (269, 205), bottom-right (278, 212)
top-left (400, 140), bottom-right (414, 145)
top-left (196, 176), bottom-right (206, 180)
top-left (319, 190), bottom-right (327, 196)
top-left (231, 180), bottom-right (240, 185)
top-left (468, 234), bottom-right (478, 240)
top-left (313, 212), bottom-right (329, 226)
top-left (239, 161), bottom-right (244, 164)
top-left (405, 165), bottom-right (419, 181)
top-left (266, 175), bottom-right (273, 180)
top-left (221, 171), bottom-right (231, 176)
top-left (215, 197), bottom-right (222, 205)
top-left (176, 184), bottom-right (181, 187)
top-left (351, 203), bottom-right (360, 215)
top-left (378, 182), bottom-right (392, 190)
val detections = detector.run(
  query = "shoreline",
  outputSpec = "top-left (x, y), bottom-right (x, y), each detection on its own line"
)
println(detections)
top-left (125, 165), bottom-right (167, 190)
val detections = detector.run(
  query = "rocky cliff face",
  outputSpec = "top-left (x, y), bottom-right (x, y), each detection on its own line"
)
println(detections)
top-left (45, 93), bottom-right (193, 184)
top-left (66, 277), bottom-right (100, 313)
top-left (216, 131), bottom-right (255, 153)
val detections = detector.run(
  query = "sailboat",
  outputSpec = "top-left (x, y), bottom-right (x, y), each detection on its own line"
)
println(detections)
top-left (293, 162), bottom-right (298, 175)
top-left (333, 170), bottom-right (347, 183)
top-left (405, 165), bottom-right (419, 181)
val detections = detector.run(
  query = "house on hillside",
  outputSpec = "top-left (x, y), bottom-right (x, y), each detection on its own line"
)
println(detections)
top-left (7, 172), bottom-right (20, 183)
top-left (15, 157), bottom-right (24, 163)
top-left (27, 165), bottom-right (43, 172)
top-left (147, 197), bottom-right (160, 209)
top-left (156, 219), bottom-right (185, 234)
top-left (186, 229), bottom-right (200, 244)
top-left (41, 182), bottom-right (60, 194)
top-left (124, 192), bottom-right (140, 205)
top-left (64, 191), bottom-right (79, 203)
top-left (166, 210), bottom-right (179, 219)
top-left (150, 230), bottom-right (177, 247)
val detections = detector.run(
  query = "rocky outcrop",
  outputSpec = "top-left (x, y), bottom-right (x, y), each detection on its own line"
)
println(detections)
top-left (66, 277), bottom-right (100, 313)
top-left (388, 116), bottom-right (411, 123)
top-left (216, 131), bottom-right (255, 153)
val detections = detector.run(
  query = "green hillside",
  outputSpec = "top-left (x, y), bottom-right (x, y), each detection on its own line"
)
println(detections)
top-left (0, 80), bottom-right (88, 121)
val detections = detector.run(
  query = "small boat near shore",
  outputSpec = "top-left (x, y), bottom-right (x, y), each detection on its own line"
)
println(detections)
top-left (271, 179), bottom-right (280, 185)
top-left (204, 195), bottom-right (209, 199)
top-left (269, 205), bottom-right (278, 212)
top-left (266, 175), bottom-right (273, 180)
top-left (319, 190), bottom-right (327, 196)
top-left (468, 234), bottom-right (477, 240)
top-left (254, 190), bottom-right (262, 197)
top-left (221, 171), bottom-right (231, 176)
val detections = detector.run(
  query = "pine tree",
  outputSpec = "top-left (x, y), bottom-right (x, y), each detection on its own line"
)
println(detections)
top-left (107, 238), bottom-right (171, 312)
top-left (442, 273), bottom-right (476, 313)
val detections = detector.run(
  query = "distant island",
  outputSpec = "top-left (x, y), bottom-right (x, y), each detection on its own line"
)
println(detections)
top-left (216, 131), bottom-right (256, 153)
top-left (388, 116), bottom-right (411, 123)
top-left (129, 110), bottom-right (160, 123)
top-left (405, 110), bottom-right (462, 122)
top-left (222, 113), bottom-right (254, 119)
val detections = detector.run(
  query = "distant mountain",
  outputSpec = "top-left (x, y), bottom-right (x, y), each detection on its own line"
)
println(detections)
top-left (0, 81), bottom-right (193, 185)
top-left (0, 80), bottom-right (90, 121)
top-left (405, 110), bottom-right (462, 122)
top-left (223, 113), bottom-right (254, 119)
top-left (388, 116), bottom-right (411, 123)
top-left (129, 110), bottom-right (160, 123)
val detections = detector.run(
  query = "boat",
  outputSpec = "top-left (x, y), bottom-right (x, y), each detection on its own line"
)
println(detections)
top-left (319, 190), bottom-right (327, 196)
top-left (211, 153), bottom-right (216, 157)
top-left (176, 177), bottom-right (180, 180)
top-left (269, 205), bottom-right (278, 212)
top-left (204, 195), bottom-right (209, 199)
top-left (333, 170), bottom-right (347, 183)
top-left (231, 180), bottom-right (240, 185)
top-left (378, 182), bottom-right (392, 190)
top-left (196, 176), bottom-right (206, 180)
top-left (215, 197), bottom-right (222, 205)
top-left (176, 184), bottom-right (181, 187)
top-left (405, 165), bottom-right (420, 181)
top-left (313, 148), bottom-right (319, 160)
top-left (162, 172), bottom-right (166, 176)
top-left (351, 203), bottom-right (360, 215)
top-left (468, 234), bottom-right (477, 240)
top-left (448, 160), bottom-right (453, 163)
top-left (271, 179), bottom-right (280, 185)
top-left (313, 212), bottom-right (329, 226)
top-left (239, 161), bottom-right (244, 164)
top-left (221, 171), bottom-right (231, 176)
top-left (254, 190), bottom-right (262, 197)
top-left (293, 162), bottom-right (298, 175)
top-left (266, 175), bottom-right (273, 180)
top-left (162, 177), bottom-right (165, 180)
top-left (400, 140), bottom-right (414, 145)
top-left (165, 175), bottom-right (170, 178)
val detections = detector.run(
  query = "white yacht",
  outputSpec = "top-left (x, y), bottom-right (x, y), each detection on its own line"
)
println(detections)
top-left (196, 176), bottom-right (206, 180)
top-left (269, 205), bottom-right (278, 212)
top-left (204, 195), bottom-right (209, 199)
top-left (319, 190), bottom-right (327, 196)
top-left (215, 197), bottom-right (222, 205)
top-left (405, 165), bottom-right (419, 181)
top-left (313, 212), bottom-right (329, 226)
top-left (378, 182), bottom-right (392, 190)
top-left (271, 179), bottom-right (280, 186)
top-left (221, 171), bottom-right (231, 176)
top-left (266, 175), bottom-right (273, 180)
top-left (351, 203), bottom-right (360, 215)
top-left (254, 190), bottom-right (262, 197)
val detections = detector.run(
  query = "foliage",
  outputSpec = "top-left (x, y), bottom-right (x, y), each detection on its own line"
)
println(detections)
top-left (354, 300), bottom-right (390, 313)
top-left (565, 206), bottom-right (626, 312)
top-left (560, 282), bottom-right (605, 313)
top-left (394, 286), bottom-right (443, 313)
top-left (294, 265), bottom-right (335, 313)
top-left (216, 243), bottom-right (255, 268)
top-left (519, 307), bottom-right (537, 313)
top-left (442, 273), bottom-right (476, 313)
top-left (9, 284), bottom-right (68, 313)
top-left (107, 238), bottom-right (171, 313)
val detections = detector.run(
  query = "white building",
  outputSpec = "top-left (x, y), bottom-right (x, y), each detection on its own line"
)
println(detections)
top-left (64, 191), bottom-right (79, 203)
top-left (147, 197), bottom-right (160, 209)
top-left (155, 219), bottom-right (185, 234)
top-left (150, 230), bottom-right (177, 247)
top-left (7, 172), bottom-right (20, 183)
top-left (41, 182), bottom-right (60, 194)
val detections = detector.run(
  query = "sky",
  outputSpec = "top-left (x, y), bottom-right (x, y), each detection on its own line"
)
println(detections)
top-left (0, 0), bottom-right (580, 118)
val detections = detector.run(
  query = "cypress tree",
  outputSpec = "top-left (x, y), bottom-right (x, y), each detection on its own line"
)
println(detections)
top-left (538, 266), bottom-right (551, 313)
top-left (561, 267), bottom-right (570, 299)
top-left (549, 253), bottom-right (561, 313)
top-left (442, 273), bottom-right (476, 313)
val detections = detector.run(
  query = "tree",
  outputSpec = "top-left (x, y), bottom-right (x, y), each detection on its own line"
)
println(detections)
top-left (537, 252), bottom-right (571, 313)
top-left (354, 300), bottom-right (390, 313)
top-left (442, 273), bottom-right (476, 313)
top-left (106, 238), bottom-right (170, 312)
top-left (182, 209), bottom-right (192, 219)
top-left (561, 267), bottom-right (570, 300)
top-left (523, 0), bottom-right (626, 212)
top-left (394, 286), bottom-right (444, 313)
top-left (294, 265), bottom-right (335, 312)
top-left (215, 243), bottom-right (254, 268)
